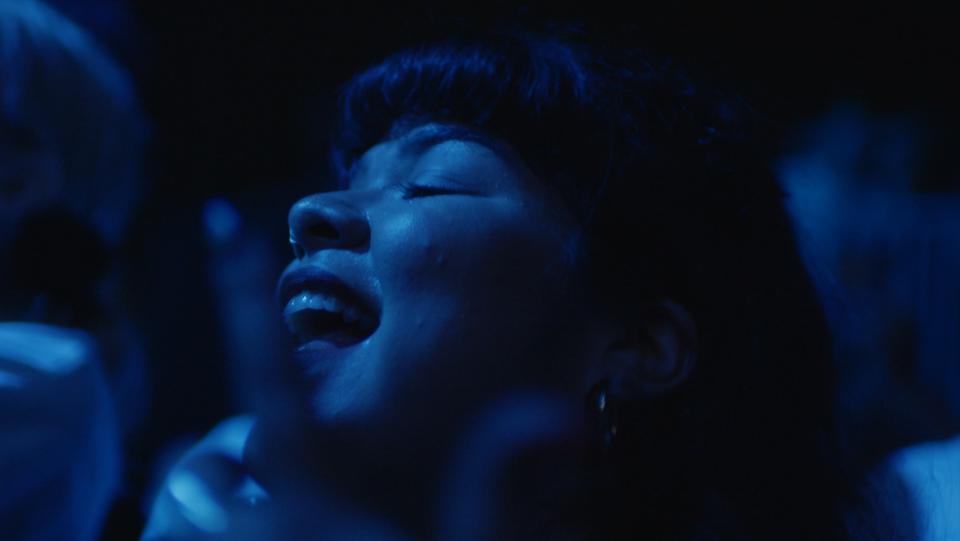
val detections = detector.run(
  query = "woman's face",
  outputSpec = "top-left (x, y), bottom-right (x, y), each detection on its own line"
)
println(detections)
top-left (269, 123), bottom-right (608, 456)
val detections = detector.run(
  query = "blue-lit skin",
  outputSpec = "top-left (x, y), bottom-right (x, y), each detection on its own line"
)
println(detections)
top-left (251, 125), bottom-right (605, 463)
top-left (282, 125), bottom-right (603, 418)
top-left (141, 416), bottom-right (414, 540)
top-left (244, 122), bottom-right (696, 537)
top-left (0, 323), bottom-right (120, 541)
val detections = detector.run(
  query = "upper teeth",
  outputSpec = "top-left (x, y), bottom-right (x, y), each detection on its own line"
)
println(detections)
top-left (284, 291), bottom-right (367, 325)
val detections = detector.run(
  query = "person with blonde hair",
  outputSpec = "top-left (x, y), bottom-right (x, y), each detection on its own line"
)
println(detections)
top-left (1, 1), bottom-right (147, 539)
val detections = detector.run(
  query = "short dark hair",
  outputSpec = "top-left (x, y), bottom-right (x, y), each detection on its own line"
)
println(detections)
top-left (332, 28), bottom-right (869, 540)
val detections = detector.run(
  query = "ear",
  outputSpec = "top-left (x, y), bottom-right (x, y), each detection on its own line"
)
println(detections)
top-left (593, 299), bottom-right (697, 399)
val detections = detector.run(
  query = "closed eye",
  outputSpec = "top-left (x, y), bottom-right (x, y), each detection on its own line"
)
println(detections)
top-left (400, 183), bottom-right (471, 199)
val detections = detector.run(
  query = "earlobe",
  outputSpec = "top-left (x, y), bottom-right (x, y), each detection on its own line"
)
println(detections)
top-left (597, 299), bottom-right (697, 399)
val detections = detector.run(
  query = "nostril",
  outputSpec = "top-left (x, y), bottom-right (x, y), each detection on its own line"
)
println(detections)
top-left (307, 221), bottom-right (340, 240)
top-left (289, 196), bottom-right (367, 255)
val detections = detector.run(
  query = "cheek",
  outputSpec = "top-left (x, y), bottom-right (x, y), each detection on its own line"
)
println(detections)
top-left (370, 199), bottom-right (582, 369)
top-left (373, 200), bottom-right (573, 304)
top-left (373, 206), bottom-right (460, 280)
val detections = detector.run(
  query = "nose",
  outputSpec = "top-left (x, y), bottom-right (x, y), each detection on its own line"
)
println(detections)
top-left (288, 193), bottom-right (370, 259)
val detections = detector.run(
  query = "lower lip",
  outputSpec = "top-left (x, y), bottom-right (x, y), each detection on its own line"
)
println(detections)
top-left (290, 338), bottom-right (364, 375)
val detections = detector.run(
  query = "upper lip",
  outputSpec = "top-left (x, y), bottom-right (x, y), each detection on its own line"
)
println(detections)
top-left (276, 264), bottom-right (380, 321)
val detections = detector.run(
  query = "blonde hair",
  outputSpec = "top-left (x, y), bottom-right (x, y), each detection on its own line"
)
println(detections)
top-left (0, 0), bottom-right (147, 244)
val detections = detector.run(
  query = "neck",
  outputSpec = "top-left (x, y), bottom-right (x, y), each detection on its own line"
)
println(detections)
top-left (245, 417), bottom-right (451, 539)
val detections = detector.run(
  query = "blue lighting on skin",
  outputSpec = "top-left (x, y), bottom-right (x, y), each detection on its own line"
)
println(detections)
top-left (168, 470), bottom-right (230, 534)
top-left (0, 322), bottom-right (121, 541)
top-left (0, 323), bottom-right (89, 374)
top-left (893, 436), bottom-right (960, 541)
top-left (0, 370), bottom-right (25, 388)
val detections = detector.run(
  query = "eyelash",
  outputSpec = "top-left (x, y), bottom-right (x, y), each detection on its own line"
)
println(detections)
top-left (400, 183), bottom-right (463, 199)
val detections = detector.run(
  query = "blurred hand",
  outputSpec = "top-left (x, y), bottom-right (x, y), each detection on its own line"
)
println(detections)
top-left (0, 322), bottom-right (120, 541)
top-left (202, 197), bottom-right (286, 413)
top-left (141, 416), bottom-right (408, 541)
top-left (143, 393), bottom-right (590, 541)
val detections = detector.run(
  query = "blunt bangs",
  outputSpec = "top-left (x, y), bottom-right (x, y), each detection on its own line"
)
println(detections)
top-left (331, 32), bottom-right (619, 218)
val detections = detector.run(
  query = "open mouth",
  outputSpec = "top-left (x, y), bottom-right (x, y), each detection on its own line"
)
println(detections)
top-left (283, 290), bottom-right (378, 347)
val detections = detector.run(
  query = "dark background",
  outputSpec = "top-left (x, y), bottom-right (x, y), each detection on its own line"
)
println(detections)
top-left (69, 3), bottom-right (960, 199)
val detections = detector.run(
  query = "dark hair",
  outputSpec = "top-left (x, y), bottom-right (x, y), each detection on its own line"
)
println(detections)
top-left (332, 28), bottom-right (874, 540)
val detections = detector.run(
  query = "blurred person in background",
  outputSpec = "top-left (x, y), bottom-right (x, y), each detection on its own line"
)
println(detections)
top-left (781, 105), bottom-right (960, 541)
top-left (0, 0), bottom-right (148, 538)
